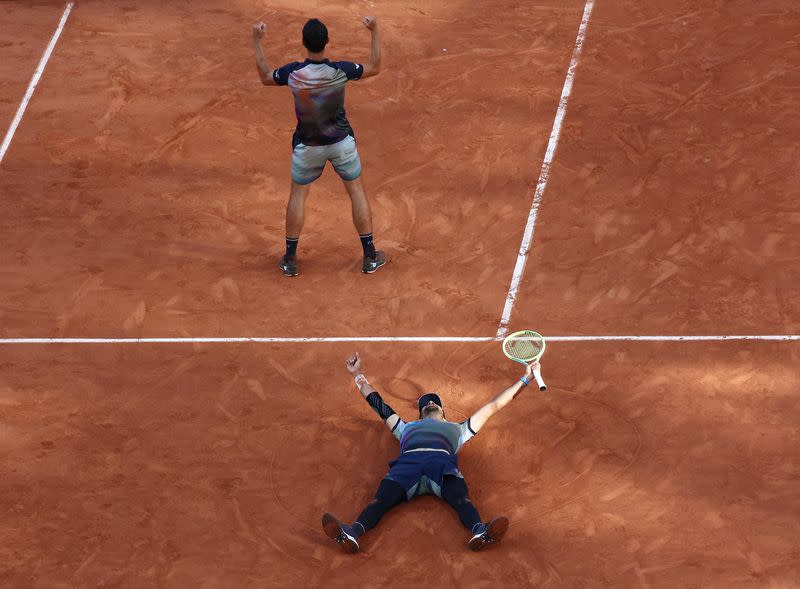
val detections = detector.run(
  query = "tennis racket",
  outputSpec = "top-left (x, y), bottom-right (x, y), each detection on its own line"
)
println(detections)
top-left (502, 330), bottom-right (547, 391)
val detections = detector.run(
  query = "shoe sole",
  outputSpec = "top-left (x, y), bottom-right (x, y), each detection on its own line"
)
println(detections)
top-left (468, 517), bottom-right (509, 552)
top-left (322, 512), bottom-right (359, 554)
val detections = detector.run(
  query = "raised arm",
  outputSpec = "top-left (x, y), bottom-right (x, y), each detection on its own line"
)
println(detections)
top-left (252, 22), bottom-right (278, 86)
top-left (360, 16), bottom-right (381, 78)
top-left (468, 361), bottom-right (540, 433)
top-left (346, 352), bottom-right (402, 432)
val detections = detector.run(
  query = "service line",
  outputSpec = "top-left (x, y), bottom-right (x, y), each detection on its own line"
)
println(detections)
top-left (0, 335), bottom-right (799, 345)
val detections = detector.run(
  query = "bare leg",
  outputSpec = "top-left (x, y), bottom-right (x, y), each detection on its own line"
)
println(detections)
top-left (285, 181), bottom-right (312, 239)
top-left (278, 181), bottom-right (312, 276)
top-left (342, 175), bottom-right (386, 272)
top-left (342, 176), bottom-right (373, 235)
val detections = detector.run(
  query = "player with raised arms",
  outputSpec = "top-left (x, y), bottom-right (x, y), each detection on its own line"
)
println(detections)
top-left (252, 16), bottom-right (386, 276)
top-left (322, 350), bottom-right (544, 553)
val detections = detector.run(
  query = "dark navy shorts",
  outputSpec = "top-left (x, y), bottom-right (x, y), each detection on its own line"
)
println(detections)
top-left (385, 451), bottom-right (464, 500)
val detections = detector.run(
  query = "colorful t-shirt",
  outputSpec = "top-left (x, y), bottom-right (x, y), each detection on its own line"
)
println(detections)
top-left (273, 58), bottom-right (364, 148)
top-left (391, 417), bottom-right (477, 454)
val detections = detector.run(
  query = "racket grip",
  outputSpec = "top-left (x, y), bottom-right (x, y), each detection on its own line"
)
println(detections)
top-left (532, 367), bottom-right (547, 391)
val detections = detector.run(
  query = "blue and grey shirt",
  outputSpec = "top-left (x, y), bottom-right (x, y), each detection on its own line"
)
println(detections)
top-left (273, 58), bottom-right (364, 148)
top-left (391, 417), bottom-right (477, 455)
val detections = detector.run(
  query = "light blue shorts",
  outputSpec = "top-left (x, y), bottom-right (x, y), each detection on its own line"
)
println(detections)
top-left (291, 135), bottom-right (362, 185)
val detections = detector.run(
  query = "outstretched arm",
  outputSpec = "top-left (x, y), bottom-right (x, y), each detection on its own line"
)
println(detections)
top-left (346, 352), bottom-right (402, 432)
top-left (359, 16), bottom-right (382, 78)
top-left (468, 361), bottom-right (540, 433)
top-left (253, 22), bottom-right (278, 85)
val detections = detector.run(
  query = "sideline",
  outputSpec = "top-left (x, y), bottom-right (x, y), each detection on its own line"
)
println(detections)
top-left (0, 2), bottom-right (74, 165)
top-left (496, 0), bottom-right (596, 338)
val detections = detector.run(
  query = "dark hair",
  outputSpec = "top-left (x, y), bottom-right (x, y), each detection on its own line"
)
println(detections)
top-left (302, 19), bottom-right (329, 53)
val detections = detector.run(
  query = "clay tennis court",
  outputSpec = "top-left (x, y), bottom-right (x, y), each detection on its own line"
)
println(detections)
top-left (1, 0), bottom-right (799, 587)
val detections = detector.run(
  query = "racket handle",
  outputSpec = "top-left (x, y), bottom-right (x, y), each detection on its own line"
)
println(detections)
top-left (532, 366), bottom-right (547, 391)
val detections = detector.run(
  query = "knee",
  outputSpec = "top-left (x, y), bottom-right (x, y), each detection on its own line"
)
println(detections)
top-left (442, 477), bottom-right (470, 504)
top-left (289, 182), bottom-right (311, 200)
top-left (344, 177), bottom-right (366, 197)
top-left (375, 479), bottom-right (405, 506)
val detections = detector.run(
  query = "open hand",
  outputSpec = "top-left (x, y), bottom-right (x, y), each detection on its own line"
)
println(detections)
top-left (253, 22), bottom-right (267, 41)
top-left (361, 16), bottom-right (377, 30)
top-left (345, 352), bottom-right (362, 374)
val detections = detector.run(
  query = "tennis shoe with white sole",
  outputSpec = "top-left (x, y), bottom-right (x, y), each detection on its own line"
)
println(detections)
top-left (322, 512), bottom-right (360, 554)
top-left (278, 255), bottom-right (298, 277)
top-left (468, 517), bottom-right (509, 551)
top-left (362, 250), bottom-right (386, 274)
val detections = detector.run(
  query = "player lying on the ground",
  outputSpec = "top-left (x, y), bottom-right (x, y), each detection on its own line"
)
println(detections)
top-left (252, 17), bottom-right (386, 277)
top-left (322, 352), bottom-right (541, 553)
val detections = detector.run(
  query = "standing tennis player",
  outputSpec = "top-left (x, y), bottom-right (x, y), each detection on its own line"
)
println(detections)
top-left (321, 352), bottom-right (541, 553)
top-left (252, 17), bottom-right (386, 277)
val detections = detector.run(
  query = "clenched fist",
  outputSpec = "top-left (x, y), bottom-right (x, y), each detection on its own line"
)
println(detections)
top-left (345, 352), bottom-right (363, 374)
top-left (253, 21), bottom-right (267, 41)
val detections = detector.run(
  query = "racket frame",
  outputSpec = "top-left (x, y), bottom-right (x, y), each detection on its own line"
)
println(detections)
top-left (502, 330), bottom-right (548, 391)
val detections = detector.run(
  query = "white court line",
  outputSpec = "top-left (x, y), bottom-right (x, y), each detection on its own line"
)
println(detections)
top-left (0, 2), bottom-right (74, 165)
top-left (496, 0), bottom-right (595, 339)
top-left (0, 337), bottom-right (497, 344)
top-left (547, 335), bottom-right (800, 342)
top-left (0, 335), bottom-right (798, 345)
top-left (0, 0), bottom-right (794, 350)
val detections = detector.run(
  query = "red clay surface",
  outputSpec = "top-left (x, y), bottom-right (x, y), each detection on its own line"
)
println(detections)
top-left (2, 0), bottom-right (800, 588)
top-left (0, 2), bottom-right (66, 130)
top-left (2, 343), bottom-right (799, 587)
top-left (0, 0), bottom-right (584, 339)
top-left (513, 0), bottom-right (800, 336)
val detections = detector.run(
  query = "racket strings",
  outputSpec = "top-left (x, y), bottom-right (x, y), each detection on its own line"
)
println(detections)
top-left (503, 333), bottom-right (544, 362)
